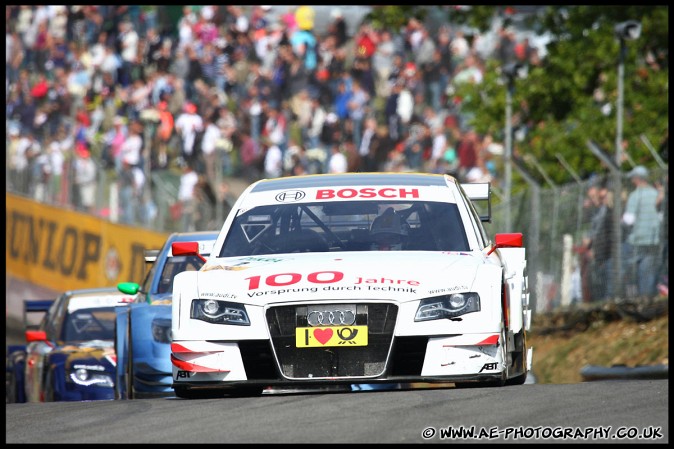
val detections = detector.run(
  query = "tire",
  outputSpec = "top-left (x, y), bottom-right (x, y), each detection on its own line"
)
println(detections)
top-left (505, 329), bottom-right (528, 386)
top-left (43, 369), bottom-right (54, 402)
top-left (505, 372), bottom-right (528, 386)
top-left (6, 369), bottom-right (17, 404)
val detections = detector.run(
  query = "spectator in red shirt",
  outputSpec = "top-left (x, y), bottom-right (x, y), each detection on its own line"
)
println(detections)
top-left (456, 129), bottom-right (479, 181)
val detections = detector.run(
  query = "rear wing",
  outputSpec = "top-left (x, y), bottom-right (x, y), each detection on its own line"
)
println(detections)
top-left (23, 299), bottom-right (54, 331)
top-left (460, 183), bottom-right (491, 222)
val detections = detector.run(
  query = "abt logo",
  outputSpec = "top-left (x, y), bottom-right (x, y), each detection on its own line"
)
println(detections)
top-left (479, 362), bottom-right (498, 373)
top-left (177, 371), bottom-right (192, 378)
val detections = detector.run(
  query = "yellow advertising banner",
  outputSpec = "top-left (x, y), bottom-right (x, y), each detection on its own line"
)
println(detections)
top-left (6, 193), bottom-right (170, 292)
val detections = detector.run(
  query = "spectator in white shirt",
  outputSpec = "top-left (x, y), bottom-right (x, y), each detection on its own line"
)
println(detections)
top-left (264, 142), bottom-right (283, 179)
top-left (73, 143), bottom-right (97, 214)
top-left (174, 102), bottom-right (204, 167)
top-left (178, 162), bottom-right (199, 231)
top-left (328, 144), bottom-right (348, 173)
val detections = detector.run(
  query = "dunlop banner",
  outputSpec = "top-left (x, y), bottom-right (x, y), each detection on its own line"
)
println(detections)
top-left (6, 193), bottom-right (170, 292)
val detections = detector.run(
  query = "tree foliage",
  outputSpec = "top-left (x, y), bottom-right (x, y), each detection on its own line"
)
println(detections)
top-left (366, 5), bottom-right (668, 185)
top-left (451, 6), bottom-right (668, 184)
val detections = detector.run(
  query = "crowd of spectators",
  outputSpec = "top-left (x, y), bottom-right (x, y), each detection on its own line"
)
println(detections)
top-left (6, 5), bottom-right (544, 230)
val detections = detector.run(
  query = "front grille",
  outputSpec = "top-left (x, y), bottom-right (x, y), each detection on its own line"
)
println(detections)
top-left (266, 303), bottom-right (398, 379)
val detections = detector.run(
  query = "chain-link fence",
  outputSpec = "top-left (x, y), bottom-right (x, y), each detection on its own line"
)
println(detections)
top-left (485, 166), bottom-right (668, 314)
top-left (6, 136), bottom-right (668, 312)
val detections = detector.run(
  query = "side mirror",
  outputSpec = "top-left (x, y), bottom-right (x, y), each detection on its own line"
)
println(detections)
top-left (25, 330), bottom-right (48, 343)
top-left (171, 242), bottom-right (207, 262)
top-left (487, 233), bottom-right (523, 255)
top-left (118, 282), bottom-right (141, 295)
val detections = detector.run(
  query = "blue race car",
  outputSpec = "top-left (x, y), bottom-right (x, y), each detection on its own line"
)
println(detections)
top-left (6, 288), bottom-right (133, 402)
top-left (115, 231), bottom-right (218, 399)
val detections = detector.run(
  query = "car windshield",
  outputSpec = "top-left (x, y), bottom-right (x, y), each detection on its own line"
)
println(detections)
top-left (219, 200), bottom-right (469, 257)
top-left (62, 307), bottom-right (116, 342)
top-left (155, 255), bottom-right (207, 294)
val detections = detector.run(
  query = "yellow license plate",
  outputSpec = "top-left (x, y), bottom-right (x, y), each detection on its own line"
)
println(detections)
top-left (296, 326), bottom-right (368, 348)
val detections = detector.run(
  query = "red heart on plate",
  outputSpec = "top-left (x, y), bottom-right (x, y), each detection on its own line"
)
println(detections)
top-left (313, 328), bottom-right (333, 345)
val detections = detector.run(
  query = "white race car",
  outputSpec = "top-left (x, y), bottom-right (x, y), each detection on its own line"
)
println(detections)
top-left (170, 173), bottom-right (532, 398)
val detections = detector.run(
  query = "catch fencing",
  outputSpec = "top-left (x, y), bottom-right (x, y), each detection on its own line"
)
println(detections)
top-left (6, 140), bottom-right (668, 313)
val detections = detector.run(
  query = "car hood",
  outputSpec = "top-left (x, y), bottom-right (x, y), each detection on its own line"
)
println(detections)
top-left (54, 343), bottom-right (117, 370)
top-left (195, 251), bottom-right (492, 305)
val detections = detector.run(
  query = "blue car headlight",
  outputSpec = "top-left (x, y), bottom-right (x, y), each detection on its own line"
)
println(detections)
top-left (68, 364), bottom-right (114, 388)
top-left (190, 299), bottom-right (250, 325)
top-left (415, 293), bottom-right (481, 321)
top-left (151, 318), bottom-right (172, 343)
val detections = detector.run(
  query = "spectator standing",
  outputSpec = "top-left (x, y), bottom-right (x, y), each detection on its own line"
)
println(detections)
top-left (200, 111), bottom-right (221, 188)
top-left (17, 93), bottom-right (38, 136)
top-left (177, 162), bottom-right (199, 232)
top-left (118, 119), bottom-right (143, 174)
top-left (103, 116), bottom-right (127, 171)
top-left (174, 102), bottom-right (204, 168)
top-left (118, 152), bottom-right (141, 225)
top-left (588, 183), bottom-right (615, 301)
top-left (422, 49), bottom-right (444, 112)
top-left (262, 104), bottom-right (287, 156)
top-left (216, 112), bottom-right (237, 176)
top-left (328, 8), bottom-right (347, 49)
top-left (396, 79), bottom-right (414, 137)
top-left (456, 129), bottom-right (479, 181)
top-left (347, 79), bottom-right (370, 149)
top-left (327, 144), bottom-right (347, 174)
top-left (264, 140), bottom-right (283, 179)
top-left (289, 17), bottom-right (318, 74)
top-left (622, 166), bottom-right (662, 299)
top-left (6, 27), bottom-right (24, 85)
top-left (7, 127), bottom-right (24, 191)
top-left (306, 95), bottom-right (327, 151)
top-left (116, 19), bottom-right (139, 87)
top-left (193, 173), bottom-right (217, 231)
top-left (238, 130), bottom-right (263, 182)
top-left (428, 124), bottom-right (448, 173)
top-left (45, 137), bottom-right (65, 205)
top-left (14, 131), bottom-right (41, 195)
top-left (358, 116), bottom-right (379, 172)
top-left (449, 29), bottom-right (469, 66)
top-left (154, 101), bottom-right (173, 170)
top-left (72, 142), bottom-right (97, 214)
top-left (384, 80), bottom-right (403, 142)
top-left (654, 170), bottom-right (668, 296)
top-left (575, 183), bottom-right (601, 302)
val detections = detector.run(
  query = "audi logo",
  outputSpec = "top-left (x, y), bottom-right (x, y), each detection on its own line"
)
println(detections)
top-left (306, 306), bottom-right (356, 326)
top-left (275, 190), bottom-right (306, 203)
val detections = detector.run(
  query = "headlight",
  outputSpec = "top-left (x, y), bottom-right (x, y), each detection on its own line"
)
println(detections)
top-left (151, 318), bottom-right (172, 343)
top-left (190, 299), bottom-right (250, 325)
top-left (415, 293), bottom-right (481, 322)
top-left (68, 364), bottom-right (114, 388)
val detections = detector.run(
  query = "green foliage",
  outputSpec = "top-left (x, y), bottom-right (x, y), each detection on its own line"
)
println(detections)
top-left (454, 6), bottom-right (668, 187)
top-left (366, 6), bottom-right (426, 31)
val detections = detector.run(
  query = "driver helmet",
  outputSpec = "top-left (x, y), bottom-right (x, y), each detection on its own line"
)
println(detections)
top-left (370, 207), bottom-right (407, 250)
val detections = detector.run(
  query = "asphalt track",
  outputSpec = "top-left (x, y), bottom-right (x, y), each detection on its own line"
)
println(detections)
top-left (5, 380), bottom-right (668, 443)
top-left (5, 278), bottom-right (668, 444)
